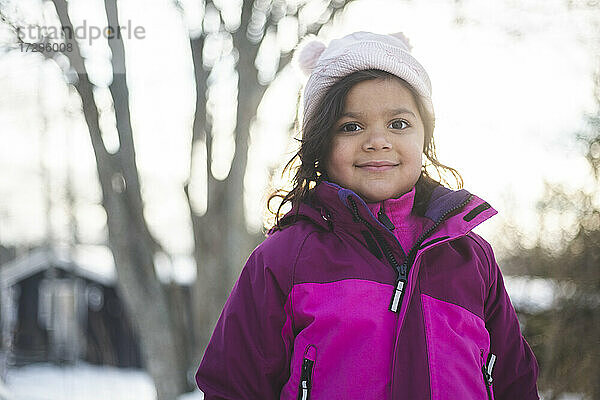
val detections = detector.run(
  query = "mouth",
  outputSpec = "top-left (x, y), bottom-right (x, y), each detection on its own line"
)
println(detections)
top-left (356, 161), bottom-right (399, 172)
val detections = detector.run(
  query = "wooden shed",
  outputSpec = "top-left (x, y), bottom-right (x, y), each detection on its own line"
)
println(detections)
top-left (0, 246), bottom-right (142, 368)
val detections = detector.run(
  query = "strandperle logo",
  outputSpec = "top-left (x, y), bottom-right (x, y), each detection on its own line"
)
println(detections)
top-left (18, 19), bottom-right (146, 47)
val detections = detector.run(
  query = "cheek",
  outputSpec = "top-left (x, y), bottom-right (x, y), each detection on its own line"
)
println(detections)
top-left (324, 152), bottom-right (344, 179)
top-left (399, 138), bottom-right (424, 163)
top-left (325, 138), bottom-right (351, 174)
top-left (412, 133), bottom-right (425, 160)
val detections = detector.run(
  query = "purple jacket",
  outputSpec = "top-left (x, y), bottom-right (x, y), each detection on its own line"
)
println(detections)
top-left (196, 181), bottom-right (539, 399)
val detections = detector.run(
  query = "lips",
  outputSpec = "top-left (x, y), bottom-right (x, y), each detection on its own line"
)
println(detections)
top-left (356, 161), bottom-right (399, 172)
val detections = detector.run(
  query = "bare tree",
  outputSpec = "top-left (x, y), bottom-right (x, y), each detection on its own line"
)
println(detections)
top-left (1, 0), bottom-right (353, 398)
top-left (48, 0), bottom-right (188, 398)
top-left (182, 0), bottom-right (354, 363)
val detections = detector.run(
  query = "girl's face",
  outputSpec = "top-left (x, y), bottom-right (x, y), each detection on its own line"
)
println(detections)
top-left (325, 78), bottom-right (425, 203)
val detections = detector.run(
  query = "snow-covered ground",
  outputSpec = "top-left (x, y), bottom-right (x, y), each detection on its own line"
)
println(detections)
top-left (2, 361), bottom-right (586, 400)
top-left (3, 362), bottom-right (204, 400)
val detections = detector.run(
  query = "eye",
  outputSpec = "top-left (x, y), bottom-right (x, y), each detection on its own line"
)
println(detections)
top-left (340, 122), bottom-right (362, 133)
top-left (389, 119), bottom-right (410, 130)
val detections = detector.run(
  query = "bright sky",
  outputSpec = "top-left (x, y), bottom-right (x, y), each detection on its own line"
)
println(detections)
top-left (0, 0), bottom-right (598, 281)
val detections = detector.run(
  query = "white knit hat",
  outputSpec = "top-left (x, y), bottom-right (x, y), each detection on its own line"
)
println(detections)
top-left (294, 31), bottom-right (434, 128)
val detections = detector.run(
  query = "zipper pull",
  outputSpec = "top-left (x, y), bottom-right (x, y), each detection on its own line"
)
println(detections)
top-left (483, 353), bottom-right (497, 386)
top-left (300, 380), bottom-right (309, 400)
top-left (378, 205), bottom-right (395, 231)
top-left (298, 358), bottom-right (314, 400)
top-left (389, 277), bottom-right (406, 312)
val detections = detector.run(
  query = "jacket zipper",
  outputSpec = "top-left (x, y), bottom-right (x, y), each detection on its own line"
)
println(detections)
top-left (377, 204), bottom-right (396, 231)
top-left (347, 197), bottom-right (405, 297)
top-left (375, 203), bottom-right (410, 311)
top-left (298, 357), bottom-right (314, 400)
top-left (348, 194), bottom-right (473, 313)
top-left (482, 352), bottom-right (496, 400)
top-left (389, 194), bottom-right (473, 312)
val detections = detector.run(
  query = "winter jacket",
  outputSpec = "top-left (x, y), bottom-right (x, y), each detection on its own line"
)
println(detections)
top-left (195, 181), bottom-right (539, 400)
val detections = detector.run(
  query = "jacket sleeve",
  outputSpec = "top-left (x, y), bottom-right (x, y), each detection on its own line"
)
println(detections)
top-left (195, 241), bottom-right (295, 399)
top-left (480, 237), bottom-right (540, 400)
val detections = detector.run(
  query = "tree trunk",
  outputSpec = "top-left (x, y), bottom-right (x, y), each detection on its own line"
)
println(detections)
top-left (186, 34), bottom-right (214, 360)
top-left (52, 0), bottom-right (189, 397)
top-left (103, 0), bottom-right (189, 397)
top-left (185, 0), bottom-right (354, 365)
top-left (186, 0), bottom-right (266, 362)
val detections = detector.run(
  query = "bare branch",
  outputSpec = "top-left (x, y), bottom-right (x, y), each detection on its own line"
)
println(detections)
top-left (0, 8), bottom-right (55, 59)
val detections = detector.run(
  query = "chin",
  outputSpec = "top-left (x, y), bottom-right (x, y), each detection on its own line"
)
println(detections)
top-left (360, 190), bottom-right (395, 203)
top-left (360, 184), bottom-right (414, 203)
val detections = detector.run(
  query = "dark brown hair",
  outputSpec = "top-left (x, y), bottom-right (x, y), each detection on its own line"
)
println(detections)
top-left (267, 69), bottom-right (463, 228)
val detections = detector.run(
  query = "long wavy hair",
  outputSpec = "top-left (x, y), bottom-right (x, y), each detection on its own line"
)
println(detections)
top-left (267, 69), bottom-right (463, 229)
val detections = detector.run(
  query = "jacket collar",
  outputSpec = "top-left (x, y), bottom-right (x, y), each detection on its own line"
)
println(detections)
top-left (275, 181), bottom-right (497, 242)
top-left (366, 186), bottom-right (416, 226)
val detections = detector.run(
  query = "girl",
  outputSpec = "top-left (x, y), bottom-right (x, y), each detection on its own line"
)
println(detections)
top-left (195, 31), bottom-right (539, 400)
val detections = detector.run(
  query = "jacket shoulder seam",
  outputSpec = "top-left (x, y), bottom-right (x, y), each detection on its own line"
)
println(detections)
top-left (289, 230), bottom-right (319, 335)
top-left (290, 230), bottom-right (321, 288)
top-left (465, 232), bottom-right (495, 294)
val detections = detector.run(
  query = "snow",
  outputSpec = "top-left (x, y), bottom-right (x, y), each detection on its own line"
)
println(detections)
top-left (1, 361), bottom-right (586, 400)
top-left (3, 362), bottom-right (204, 400)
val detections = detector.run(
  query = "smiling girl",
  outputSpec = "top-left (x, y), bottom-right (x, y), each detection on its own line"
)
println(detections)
top-left (195, 31), bottom-right (539, 400)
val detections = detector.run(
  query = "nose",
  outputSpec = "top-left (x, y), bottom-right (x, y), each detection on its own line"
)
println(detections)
top-left (362, 127), bottom-right (392, 151)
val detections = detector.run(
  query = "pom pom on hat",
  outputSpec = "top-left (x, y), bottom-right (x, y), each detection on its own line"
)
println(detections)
top-left (294, 36), bottom-right (327, 75)
top-left (390, 32), bottom-right (412, 52)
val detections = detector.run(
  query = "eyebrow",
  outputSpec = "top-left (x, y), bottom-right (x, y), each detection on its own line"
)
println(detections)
top-left (341, 108), bottom-right (417, 119)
